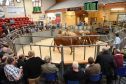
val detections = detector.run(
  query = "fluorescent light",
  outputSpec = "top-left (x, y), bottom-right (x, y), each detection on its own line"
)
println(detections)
top-left (111, 8), bottom-right (124, 11)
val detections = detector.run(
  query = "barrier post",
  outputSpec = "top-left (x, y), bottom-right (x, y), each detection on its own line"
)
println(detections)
top-left (73, 47), bottom-right (75, 61)
top-left (39, 46), bottom-right (42, 59)
top-left (21, 45), bottom-right (25, 54)
top-left (96, 45), bottom-right (100, 59)
top-left (60, 45), bottom-right (64, 77)
top-left (84, 46), bottom-right (86, 60)
top-left (50, 26), bottom-right (53, 36)
top-left (12, 43), bottom-right (17, 56)
top-left (49, 47), bottom-right (52, 60)
top-left (30, 45), bottom-right (32, 50)
top-left (94, 45), bottom-right (97, 59)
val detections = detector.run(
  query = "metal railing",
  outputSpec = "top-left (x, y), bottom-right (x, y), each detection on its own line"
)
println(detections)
top-left (3, 24), bottom-right (126, 76)
top-left (13, 42), bottom-right (109, 76)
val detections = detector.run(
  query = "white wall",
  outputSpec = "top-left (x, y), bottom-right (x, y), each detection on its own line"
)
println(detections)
top-left (0, 0), bottom-right (56, 21)
top-left (25, 0), bottom-right (56, 21)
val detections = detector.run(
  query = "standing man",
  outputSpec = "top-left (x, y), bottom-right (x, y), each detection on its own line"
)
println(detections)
top-left (24, 51), bottom-right (45, 84)
top-left (95, 48), bottom-right (116, 84)
top-left (113, 33), bottom-right (121, 49)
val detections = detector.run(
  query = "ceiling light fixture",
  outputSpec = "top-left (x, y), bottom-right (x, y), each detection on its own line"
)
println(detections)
top-left (111, 8), bottom-right (124, 11)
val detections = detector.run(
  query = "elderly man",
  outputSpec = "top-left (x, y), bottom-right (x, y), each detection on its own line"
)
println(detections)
top-left (41, 56), bottom-right (58, 73)
top-left (63, 61), bottom-right (85, 84)
top-left (24, 51), bottom-right (45, 84)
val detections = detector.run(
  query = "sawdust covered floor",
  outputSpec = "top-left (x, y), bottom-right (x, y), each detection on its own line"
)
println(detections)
top-left (17, 38), bottom-right (110, 64)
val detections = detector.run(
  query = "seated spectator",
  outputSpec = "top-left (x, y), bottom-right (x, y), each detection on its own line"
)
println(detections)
top-left (4, 57), bottom-right (23, 83)
top-left (114, 49), bottom-right (124, 68)
top-left (85, 57), bottom-right (101, 83)
top-left (0, 47), bottom-right (14, 58)
top-left (17, 54), bottom-right (26, 68)
top-left (0, 56), bottom-right (8, 84)
top-left (16, 54), bottom-right (28, 84)
top-left (85, 57), bottom-right (101, 76)
top-left (41, 56), bottom-right (58, 73)
top-left (24, 51), bottom-right (45, 84)
top-left (63, 61), bottom-right (85, 84)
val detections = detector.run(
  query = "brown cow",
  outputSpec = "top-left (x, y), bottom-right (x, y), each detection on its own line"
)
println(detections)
top-left (74, 30), bottom-right (99, 44)
top-left (54, 29), bottom-right (82, 55)
top-left (53, 36), bottom-right (82, 55)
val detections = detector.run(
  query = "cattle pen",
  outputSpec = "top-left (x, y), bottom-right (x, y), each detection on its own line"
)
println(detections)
top-left (12, 29), bottom-right (111, 64)
top-left (7, 27), bottom-right (126, 76)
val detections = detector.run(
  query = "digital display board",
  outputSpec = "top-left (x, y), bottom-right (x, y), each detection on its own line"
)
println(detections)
top-left (84, 1), bottom-right (98, 11)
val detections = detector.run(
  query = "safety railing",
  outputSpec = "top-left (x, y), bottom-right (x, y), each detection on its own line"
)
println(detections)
top-left (13, 42), bottom-right (110, 76)
top-left (3, 24), bottom-right (126, 77)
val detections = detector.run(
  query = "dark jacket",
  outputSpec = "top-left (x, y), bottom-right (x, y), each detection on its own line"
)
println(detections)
top-left (95, 50), bottom-right (116, 75)
top-left (24, 57), bottom-right (45, 78)
top-left (0, 63), bottom-right (7, 81)
top-left (63, 68), bottom-right (85, 83)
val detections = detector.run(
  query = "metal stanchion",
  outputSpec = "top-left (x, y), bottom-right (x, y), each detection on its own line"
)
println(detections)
top-left (12, 43), bottom-right (17, 56)
top-left (60, 46), bottom-right (64, 77)
top-left (39, 46), bottom-right (42, 58)
top-left (50, 26), bottom-right (53, 36)
top-left (94, 45), bottom-right (97, 60)
top-left (84, 46), bottom-right (86, 60)
top-left (49, 47), bottom-right (52, 60)
top-left (30, 45), bottom-right (32, 50)
top-left (96, 45), bottom-right (100, 59)
top-left (21, 45), bottom-right (24, 54)
top-left (73, 47), bottom-right (75, 61)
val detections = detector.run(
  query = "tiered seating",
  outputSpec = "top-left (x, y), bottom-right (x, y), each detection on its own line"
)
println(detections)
top-left (0, 17), bottom-right (33, 31)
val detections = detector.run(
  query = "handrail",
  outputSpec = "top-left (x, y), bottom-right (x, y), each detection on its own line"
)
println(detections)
top-left (13, 43), bottom-right (109, 47)
top-left (20, 34), bottom-right (108, 38)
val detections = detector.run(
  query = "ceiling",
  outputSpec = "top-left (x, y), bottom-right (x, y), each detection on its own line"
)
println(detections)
top-left (48, 0), bottom-right (126, 11)
top-left (56, 0), bottom-right (126, 4)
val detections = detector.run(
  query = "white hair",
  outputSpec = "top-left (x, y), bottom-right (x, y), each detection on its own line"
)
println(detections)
top-left (72, 61), bottom-right (79, 69)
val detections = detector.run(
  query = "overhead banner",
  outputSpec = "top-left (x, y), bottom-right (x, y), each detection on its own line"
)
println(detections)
top-left (7, 6), bottom-right (25, 17)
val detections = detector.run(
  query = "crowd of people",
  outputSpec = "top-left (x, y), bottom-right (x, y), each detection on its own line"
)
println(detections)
top-left (0, 44), bottom-right (125, 84)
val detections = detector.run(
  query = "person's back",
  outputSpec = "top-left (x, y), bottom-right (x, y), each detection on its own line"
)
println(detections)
top-left (95, 49), bottom-right (115, 84)
top-left (42, 56), bottom-right (58, 73)
top-left (85, 57), bottom-right (101, 76)
top-left (96, 50), bottom-right (115, 75)
top-left (114, 49), bottom-right (124, 68)
top-left (25, 57), bottom-right (44, 78)
top-left (63, 61), bottom-right (85, 83)
top-left (64, 69), bottom-right (84, 81)
top-left (42, 63), bottom-right (58, 73)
